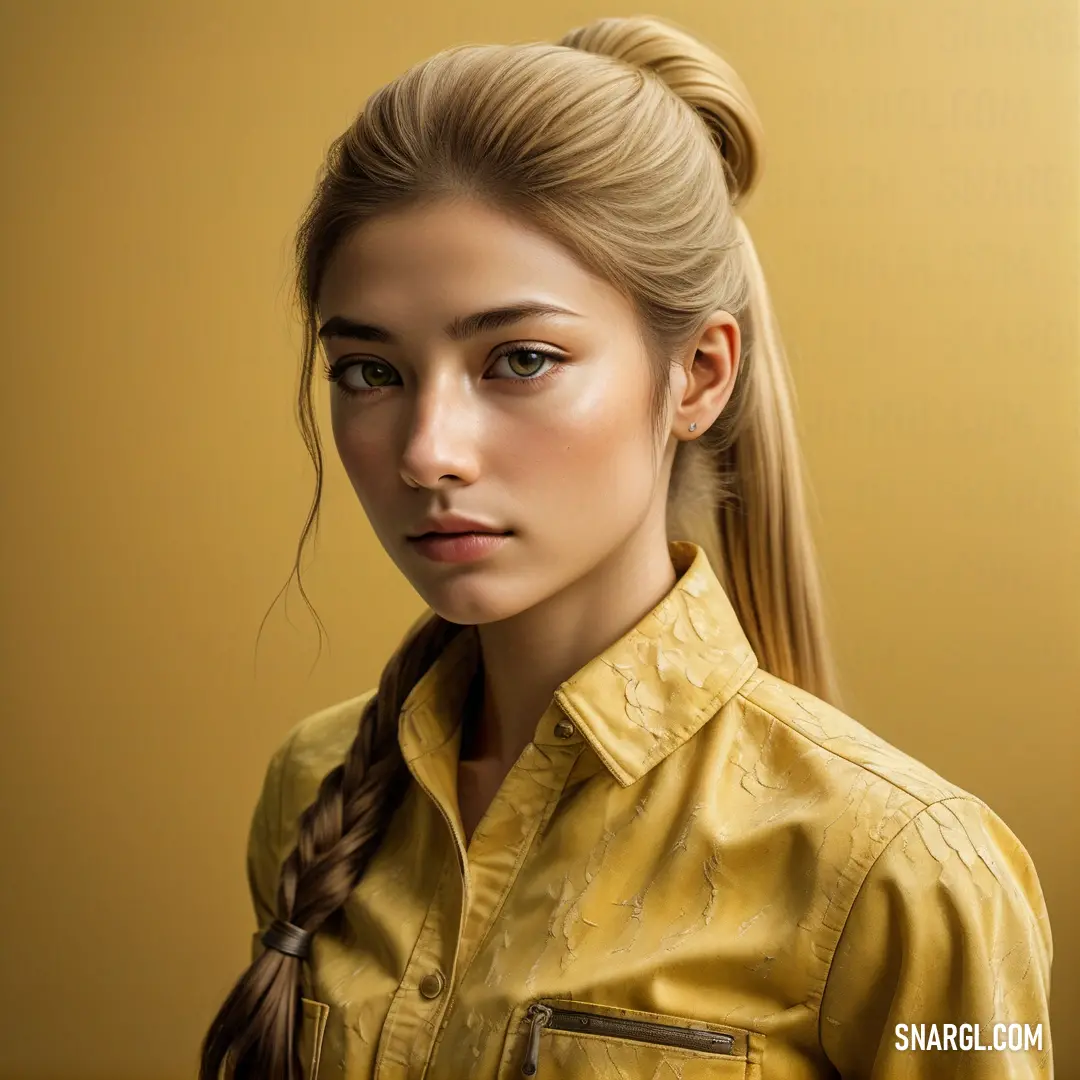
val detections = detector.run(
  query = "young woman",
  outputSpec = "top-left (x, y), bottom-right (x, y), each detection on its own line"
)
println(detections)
top-left (201, 14), bottom-right (1053, 1079)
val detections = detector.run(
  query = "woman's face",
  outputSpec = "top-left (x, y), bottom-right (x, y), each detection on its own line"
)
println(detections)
top-left (317, 196), bottom-right (681, 625)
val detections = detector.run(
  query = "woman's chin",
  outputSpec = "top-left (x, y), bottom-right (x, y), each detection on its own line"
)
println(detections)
top-left (419, 581), bottom-right (529, 627)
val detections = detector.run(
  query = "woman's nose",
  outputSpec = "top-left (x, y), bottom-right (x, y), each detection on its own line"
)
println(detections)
top-left (397, 389), bottom-right (482, 488)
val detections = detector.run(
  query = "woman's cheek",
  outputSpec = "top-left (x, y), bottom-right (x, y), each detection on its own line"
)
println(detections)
top-left (329, 429), bottom-right (384, 511)
top-left (333, 414), bottom-right (383, 467)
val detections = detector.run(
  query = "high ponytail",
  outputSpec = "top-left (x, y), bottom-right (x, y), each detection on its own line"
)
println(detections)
top-left (200, 613), bottom-right (462, 1078)
top-left (664, 215), bottom-right (842, 707)
top-left (711, 217), bottom-right (842, 706)
top-left (206, 13), bottom-right (842, 1074)
top-left (560, 15), bottom-right (842, 705)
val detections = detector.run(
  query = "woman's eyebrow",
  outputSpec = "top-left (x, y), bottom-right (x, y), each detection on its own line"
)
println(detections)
top-left (317, 302), bottom-right (583, 345)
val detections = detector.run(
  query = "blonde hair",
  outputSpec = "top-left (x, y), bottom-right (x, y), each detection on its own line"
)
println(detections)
top-left (202, 15), bottom-right (841, 1077)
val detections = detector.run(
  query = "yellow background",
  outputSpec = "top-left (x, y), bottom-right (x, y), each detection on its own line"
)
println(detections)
top-left (1, 1), bottom-right (1075, 1075)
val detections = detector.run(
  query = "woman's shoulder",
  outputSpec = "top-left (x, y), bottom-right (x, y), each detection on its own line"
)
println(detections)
top-left (728, 668), bottom-right (1052, 1001)
top-left (733, 667), bottom-right (972, 809)
top-left (258, 687), bottom-right (379, 823)
top-left (722, 666), bottom-right (1046, 909)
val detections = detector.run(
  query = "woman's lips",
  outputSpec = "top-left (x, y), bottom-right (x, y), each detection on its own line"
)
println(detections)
top-left (407, 531), bottom-right (512, 564)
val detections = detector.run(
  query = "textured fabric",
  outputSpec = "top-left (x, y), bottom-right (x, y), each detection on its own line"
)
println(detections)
top-left (246, 541), bottom-right (1053, 1079)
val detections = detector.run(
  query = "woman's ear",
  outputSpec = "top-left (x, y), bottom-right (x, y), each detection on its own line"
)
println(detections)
top-left (670, 310), bottom-right (741, 437)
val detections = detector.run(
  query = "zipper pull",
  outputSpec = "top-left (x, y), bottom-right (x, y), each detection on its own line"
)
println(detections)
top-left (520, 1003), bottom-right (553, 1075)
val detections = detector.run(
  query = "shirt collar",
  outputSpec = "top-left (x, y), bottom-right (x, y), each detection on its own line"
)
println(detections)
top-left (398, 540), bottom-right (759, 786)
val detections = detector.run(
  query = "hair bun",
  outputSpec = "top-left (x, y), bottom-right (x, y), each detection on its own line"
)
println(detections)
top-left (559, 15), bottom-right (764, 206)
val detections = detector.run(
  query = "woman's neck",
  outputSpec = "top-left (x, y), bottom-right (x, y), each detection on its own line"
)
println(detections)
top-left (469, 524), bottom-right (679, 768)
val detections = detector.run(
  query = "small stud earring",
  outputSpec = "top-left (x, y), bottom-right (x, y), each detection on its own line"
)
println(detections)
top-left (688, 422), bottom-right (697, 432)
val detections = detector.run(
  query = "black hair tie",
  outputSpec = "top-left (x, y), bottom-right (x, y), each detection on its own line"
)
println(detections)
top-left (261, 919), bottom-right (312, 960)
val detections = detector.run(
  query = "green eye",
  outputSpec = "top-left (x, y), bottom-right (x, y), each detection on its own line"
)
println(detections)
top-left (359, 361), bottom-right (396, 386)
top-left (323, 357), bottom-right (400, 395)
top-left (504, 351), bottom-right (548, 377)
top-left (324, 345), bottom-right (565, 397)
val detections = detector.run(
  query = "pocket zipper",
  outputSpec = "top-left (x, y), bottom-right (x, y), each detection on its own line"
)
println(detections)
top-left (520, 1002), bottom-right (736, 1075)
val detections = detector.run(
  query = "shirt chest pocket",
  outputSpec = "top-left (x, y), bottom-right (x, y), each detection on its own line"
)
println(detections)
top-left (497, 998), bottom-right (760, 1078)
top-left (298, 997), bottom-right (330, 1079)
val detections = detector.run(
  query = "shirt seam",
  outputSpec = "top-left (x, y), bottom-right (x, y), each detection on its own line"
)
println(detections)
top-left (274, 708), bottom-right (338, 865)
top-left (269, 699), bottom-right (372, 912)
top-left (813, 794), bottom-right (988, 1054)
top-left (270, 688), bottom-right (378, 844)
top-left (736, 689), bottom-right (962, 811)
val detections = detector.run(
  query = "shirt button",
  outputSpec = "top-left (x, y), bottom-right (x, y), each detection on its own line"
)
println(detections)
top-left (419, 971), bottom-right (445, 998)
top-left (554, 718), bottom-right (575, 738)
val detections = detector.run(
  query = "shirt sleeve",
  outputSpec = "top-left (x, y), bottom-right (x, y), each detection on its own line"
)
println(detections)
top-left (819, 796), bottom-right (1053, 1078)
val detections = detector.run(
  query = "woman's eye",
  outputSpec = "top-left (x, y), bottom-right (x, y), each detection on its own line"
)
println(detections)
top-left (325, 347), bottom-right (563, 396)
top-left (328, 360), bottom-right (397, 390)
top-left (489, 348), bottom-right (559, 379)
top-left (354, 360), bottom-right (397, 386)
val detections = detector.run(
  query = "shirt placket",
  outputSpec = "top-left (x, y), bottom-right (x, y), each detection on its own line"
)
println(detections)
top-left (425, 703), bottom-right (584, 1075)
top-left (369, 730), bottom-right (467, 1080)
top-left (374, 701), bottom-right (583, 1080)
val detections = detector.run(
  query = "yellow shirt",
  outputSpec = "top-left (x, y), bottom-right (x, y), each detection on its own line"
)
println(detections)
top-left (246, 540), bottom-right (1053, 1079)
